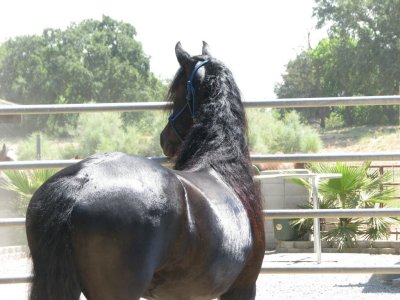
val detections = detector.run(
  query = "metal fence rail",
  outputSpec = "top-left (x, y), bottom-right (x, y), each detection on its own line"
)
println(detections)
top-left (0, 276), bottom-right (32, 284)
top-left (260, 265), bottom-right (400, 274)
top-left (2, 264), bottom-right (400, 284)
top-left (1, 152), bottom-right (400, 170)
top-left (0, 157), bottom-right (169, 170)
top-left (1, 95), bottom-right (400, 115)
top-left (251, 152), bottom-right (400, 163)
top-left (3, 209), bottom-right (400, 227)
top-left (263, 208), bottom-right (400, 219)
top-left (0, 218), bottom-right (25, 227)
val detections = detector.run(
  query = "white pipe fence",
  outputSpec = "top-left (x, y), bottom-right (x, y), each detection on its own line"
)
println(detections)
top-left (1, 96), bottom-right (400, 282)
top-left (1, 95), bottom-right (400, 115)
top-left (264, 208), bottom-right (400, 219)
top-left (2, 152), bottom-right (400, 170)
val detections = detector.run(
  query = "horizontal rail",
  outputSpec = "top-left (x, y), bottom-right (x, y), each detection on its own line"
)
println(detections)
top-left (0, 157), bottom-right (169, 170)
top-left (0, 218), bottom-right (25, 227)
top-left (260, 265), bottom-right (400, 274)
top-left (0, 102), bottom-right (170, 115)
top-left (1, 152), bottom-right (400, 170)
top-left (0, 160), bottom-right (78, 170)
top-left (2, 265), bottom-right (400, 284)
top-left (2, 209), bottom-right (400, 227)
top-left (0, 275), bottom-right (32, 284)
top-left (255, 173), bottom-right (342, 180)
top-left (245, 95), bottom-right (400, 108)
top-left (264, 208), bottom-right (400, 219)
top-left (251, 152), bottom-right (400, 163)
top-left (1, 95), bottom-right (400, 115)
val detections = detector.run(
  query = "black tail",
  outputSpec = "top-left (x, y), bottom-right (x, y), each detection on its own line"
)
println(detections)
top-left (26, 165), bottom-right (83, 300)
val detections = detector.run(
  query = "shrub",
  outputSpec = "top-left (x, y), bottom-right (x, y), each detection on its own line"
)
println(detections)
top-left (1, 169), bottom-right (58, 214)
top-left (247, 109), bottom-right (322, 154)
top-left (292, 162), bottom-right (398, 250)
top-left (17, 133), bottom-right (68, 160)
top-left (325, 111), bottom-right (345, 129)
top-left (65, 111), bottom-right (166, 158)
top-left (16, 111), bottom-right (168, 160)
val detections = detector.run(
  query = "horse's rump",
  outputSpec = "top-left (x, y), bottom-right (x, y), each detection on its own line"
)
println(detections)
top-left (27, 153), bottom-right (184, 299)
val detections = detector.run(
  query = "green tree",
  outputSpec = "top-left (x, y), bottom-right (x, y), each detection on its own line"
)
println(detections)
top-left (314, 0), bottom-right (400, 125)
top-left (275, 0), bottom-right (400, 126)
top-left (275, 38), bottom-right (357, 127)
top-left (0, 15), bottom-right (167, 135)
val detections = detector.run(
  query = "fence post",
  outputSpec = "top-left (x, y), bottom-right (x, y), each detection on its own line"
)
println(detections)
top-left (312, 176), bottom-right (322, 264)
top-left (36, 134), bottom-right (42, 160)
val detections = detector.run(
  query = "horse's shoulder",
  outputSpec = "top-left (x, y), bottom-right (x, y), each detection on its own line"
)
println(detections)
top-left (172, 168), bottom-right (238, 202)
top-left (171, 169), bottom-right (251, 233)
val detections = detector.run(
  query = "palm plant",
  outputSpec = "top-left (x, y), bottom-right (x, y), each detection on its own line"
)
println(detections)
top-left (1, 169), bottom-right (58, 215)
top-left (292, 162), bottom-right (398, 250)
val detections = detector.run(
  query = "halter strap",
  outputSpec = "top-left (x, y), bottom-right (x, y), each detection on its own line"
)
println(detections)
top-left (169, 60), bottom-right (209, 142)
top-left (186, 60), bottom-right (209, 116)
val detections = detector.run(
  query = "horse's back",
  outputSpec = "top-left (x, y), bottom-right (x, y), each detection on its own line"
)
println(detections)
top-left (29, 152), bottom-right (183, 232)
top-left (70, 152), bottom-right (184, 229)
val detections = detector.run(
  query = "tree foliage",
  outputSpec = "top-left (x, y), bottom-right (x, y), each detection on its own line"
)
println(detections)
top-left (0, 16), bottom-right (167, 134)
top-left (275, 0), bottom-right (400, 127)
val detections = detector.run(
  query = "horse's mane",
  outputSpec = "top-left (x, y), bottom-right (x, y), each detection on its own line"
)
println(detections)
top-left (171, 58), bottom-right (264, 245)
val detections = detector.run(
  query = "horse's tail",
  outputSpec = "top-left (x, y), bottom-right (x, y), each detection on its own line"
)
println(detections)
top-left (26, 167), bottom-right (82, 300)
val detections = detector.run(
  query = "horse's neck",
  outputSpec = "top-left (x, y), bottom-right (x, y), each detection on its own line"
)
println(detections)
top-left (174, 106), bottom-right (264, 248)
top-left (175, 123), bottom-right (254, 196)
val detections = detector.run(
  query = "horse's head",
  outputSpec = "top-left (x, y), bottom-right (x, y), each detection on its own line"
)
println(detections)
top-left (160, 42), bottom-right (212, 158)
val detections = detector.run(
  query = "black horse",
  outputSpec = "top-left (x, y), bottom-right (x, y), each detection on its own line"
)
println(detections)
top-left (26, 42), bottom-right (265, 300)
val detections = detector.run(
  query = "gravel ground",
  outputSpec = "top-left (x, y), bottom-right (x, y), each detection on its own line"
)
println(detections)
top-left (1, 248), bottom-right (399, 299)
top-left (259, 252), bottom-right (400, 299)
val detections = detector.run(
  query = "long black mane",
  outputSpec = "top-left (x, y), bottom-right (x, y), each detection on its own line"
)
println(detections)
top-left (171, 58), bottom-right (264, 246)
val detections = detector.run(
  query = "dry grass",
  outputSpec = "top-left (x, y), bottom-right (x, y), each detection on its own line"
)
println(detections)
top-left (320, 125), bottom-right (400, 153)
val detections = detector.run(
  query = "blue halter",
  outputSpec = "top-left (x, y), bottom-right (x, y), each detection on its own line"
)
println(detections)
top-left (169, 60), bottom-right (209, 142)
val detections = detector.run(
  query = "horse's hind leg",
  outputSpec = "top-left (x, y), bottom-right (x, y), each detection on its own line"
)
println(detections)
top-left (220, 245), bottom-right (264, 300)
top-left (73, 232), bottom-right (156, 300)
top-left (219, 284), bottom-right (256, 300)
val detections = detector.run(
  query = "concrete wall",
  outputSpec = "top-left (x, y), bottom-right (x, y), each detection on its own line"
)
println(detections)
top-left (257, 170), bottom-right (310, 250)
top-left (0, 177), bottom-right (27, 246)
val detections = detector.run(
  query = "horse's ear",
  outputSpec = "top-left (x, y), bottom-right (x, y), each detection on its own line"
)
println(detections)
top-left (202, 41), bottom-right (212, 57)
top-left (175, 42), bottom-right (191, 67)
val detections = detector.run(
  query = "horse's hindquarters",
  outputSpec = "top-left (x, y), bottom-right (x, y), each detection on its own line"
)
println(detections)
top-left (68, 154), bottom-right (187, 299)
top-left (27, 153), bottom-right (186, 300)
